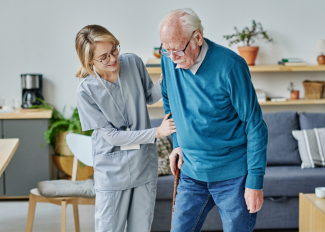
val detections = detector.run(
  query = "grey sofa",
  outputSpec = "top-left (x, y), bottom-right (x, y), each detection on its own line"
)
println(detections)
top-left (150, 111), bottom-right (325, 231)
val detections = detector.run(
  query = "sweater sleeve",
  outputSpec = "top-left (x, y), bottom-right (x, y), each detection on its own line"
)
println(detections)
top-left (161, 57), bottom-right (179, 149)
top-left (96, 124), bottom-right (156, 146)
top-left (227, 58), bottom-right (268, 190)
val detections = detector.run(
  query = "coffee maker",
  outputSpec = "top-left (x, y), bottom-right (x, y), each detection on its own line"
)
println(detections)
top-left (21, 74), bottom-right (44, 108)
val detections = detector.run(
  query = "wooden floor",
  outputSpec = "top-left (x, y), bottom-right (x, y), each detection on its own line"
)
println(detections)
top-left (0, 200), bottom-right (298, 232)
top-left (0, 200), bottom-right (95, 232)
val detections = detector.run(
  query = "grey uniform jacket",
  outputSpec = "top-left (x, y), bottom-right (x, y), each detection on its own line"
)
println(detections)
top-left (76, 53), bottom-right (162, 191)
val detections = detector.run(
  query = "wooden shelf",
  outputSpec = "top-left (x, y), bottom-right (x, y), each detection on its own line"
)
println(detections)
top-left (260, 98), bottom-right (325, 105)
top-left (146, 65), bottom-right (325, 74)
top-left (148, 99), bottom-right (325, 108)
top-left (0, 109), bottom-right (52, 119)
top-left (249, 65), bottom-right (325, 72)
top-left (148, 101), bottom-right (164, 108)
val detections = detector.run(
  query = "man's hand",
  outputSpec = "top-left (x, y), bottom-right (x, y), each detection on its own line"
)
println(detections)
top-left (169, 147), bottom-right (182, 175)
top-left (244, 188), bottom-right (264, 213)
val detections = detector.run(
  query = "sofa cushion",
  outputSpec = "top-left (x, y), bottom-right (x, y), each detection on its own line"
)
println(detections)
top-left (263, 112), bottom-right (301, 166)
top-left (38, 179), bottom-right (95, 198)
top-left (156, 175), bottom-right (175, 200)
top-left (263, 166), bottom-right (325, 197)
top-left (292, 128), bottom-right (325, 168)
top-left (299, 112), bottom-right (325, 129)
top-left (156, 166), bottom-right (325, 199)
top-left (150, 118), bottom-right (173, 145)
top-left (157, 137), bottom-right (173, 176)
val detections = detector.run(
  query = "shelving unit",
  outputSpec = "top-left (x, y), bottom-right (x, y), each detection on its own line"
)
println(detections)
top-left (146, 65), bottom-right (325, 75)
top-left (147, 99), bottom-right (325, 108)
top-left (146, 64), bottom-right (325, 108)
top-left (260, 99), bottom-right (325, 105)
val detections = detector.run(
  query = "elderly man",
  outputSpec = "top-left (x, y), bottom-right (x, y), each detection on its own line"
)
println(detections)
top-left (159, 8), bottom-right (268, 232)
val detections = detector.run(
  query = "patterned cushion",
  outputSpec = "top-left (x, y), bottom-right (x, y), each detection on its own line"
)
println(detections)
top-left (157, 137), bottom-right (173, 176)
top-left (292, 128), bottom-right (325, 168)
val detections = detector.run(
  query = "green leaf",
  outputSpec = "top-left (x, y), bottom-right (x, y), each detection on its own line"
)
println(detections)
top-left (35, 99), bottom-right (93, 152)
top-left (223, 20), bottom-right (273, 47)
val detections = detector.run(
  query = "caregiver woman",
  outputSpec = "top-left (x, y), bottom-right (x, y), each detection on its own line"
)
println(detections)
top-left (75, 25), bottom-right (175, 232)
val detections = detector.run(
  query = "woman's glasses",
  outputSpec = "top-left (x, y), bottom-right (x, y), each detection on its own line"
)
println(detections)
top-left (93, 45), bottom-right (120, 65)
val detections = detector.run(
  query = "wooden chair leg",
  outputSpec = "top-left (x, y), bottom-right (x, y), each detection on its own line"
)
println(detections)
top-left (61, 200), bottom-right (67, 232)
top-left (26, 193), bottom-right (37, 232)
top-left (73, 204), bottom-right (80, 232)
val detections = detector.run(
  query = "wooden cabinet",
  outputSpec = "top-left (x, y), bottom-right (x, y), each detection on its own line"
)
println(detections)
top-left (0, 120), bottom-right (4, 196)
top-left (0, 110), bottom-right (51, 198)
top-left (0, 176), bottom-right (3, 196)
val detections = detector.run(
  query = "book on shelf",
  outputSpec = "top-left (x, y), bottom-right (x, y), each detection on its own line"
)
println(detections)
top-left (146, 63), bottom-right (161, 67)
top-left (269, 97), bottom-right (287, 102)
top-left (278, 61), bottom-right (306, 66)
top-left (282, 58), bottom-right (304, 62)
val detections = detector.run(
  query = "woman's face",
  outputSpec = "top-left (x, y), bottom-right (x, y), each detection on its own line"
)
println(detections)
top-left (91, 42), bottom-right (119, 72)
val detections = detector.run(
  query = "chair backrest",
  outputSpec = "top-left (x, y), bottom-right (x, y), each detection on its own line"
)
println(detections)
top-left (66, 133), bottom-right (93, 181)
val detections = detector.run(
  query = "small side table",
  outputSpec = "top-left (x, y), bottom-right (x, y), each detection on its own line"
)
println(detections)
top-left (299, 193), bottom-right (325, 232)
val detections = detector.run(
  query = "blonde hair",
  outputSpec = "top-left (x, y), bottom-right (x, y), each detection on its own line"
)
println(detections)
top-left (75, 25), bottom-right (120, 78)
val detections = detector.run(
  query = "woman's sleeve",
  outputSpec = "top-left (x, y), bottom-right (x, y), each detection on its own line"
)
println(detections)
top-left (136, 55), bottom-right (162, 105)
top-left (76, 90), bottom-right (110, 131)
top-left (96, 124), bottom-right (156, 146)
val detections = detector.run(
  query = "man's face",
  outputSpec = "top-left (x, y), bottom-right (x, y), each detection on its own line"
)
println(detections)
top-left (160, 25), bottom-right (201, 70)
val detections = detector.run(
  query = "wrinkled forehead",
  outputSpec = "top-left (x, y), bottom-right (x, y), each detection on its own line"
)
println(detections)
top-left (160, 24), bottom-right (187, 50)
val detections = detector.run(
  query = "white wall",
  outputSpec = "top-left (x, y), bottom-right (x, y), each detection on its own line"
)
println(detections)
top-left (1, 0), bottom-right (325, 119)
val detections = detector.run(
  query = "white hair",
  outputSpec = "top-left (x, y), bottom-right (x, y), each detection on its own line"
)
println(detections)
top-left (159, 8), bottom-right (204, 42)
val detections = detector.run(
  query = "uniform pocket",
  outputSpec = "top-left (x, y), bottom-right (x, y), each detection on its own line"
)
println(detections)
top-left (95, 191), bottom-right (115, 232)
top-left (93, 150), bottom-right (130, 189)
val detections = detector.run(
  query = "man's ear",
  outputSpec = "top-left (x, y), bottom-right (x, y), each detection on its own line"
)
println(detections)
top-left (195, 30), bottom-right (204, 46)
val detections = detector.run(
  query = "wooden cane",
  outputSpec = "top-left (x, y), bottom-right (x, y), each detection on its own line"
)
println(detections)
top-left (171, 153), bottom-right (180, 230)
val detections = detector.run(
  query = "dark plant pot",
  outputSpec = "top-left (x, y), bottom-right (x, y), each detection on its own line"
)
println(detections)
top-left (238, 46), bottom-right (259, 66)
top-left (290, 90), bottom-right (300, 100)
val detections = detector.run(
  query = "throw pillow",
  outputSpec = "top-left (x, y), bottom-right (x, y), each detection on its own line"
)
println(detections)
top-left (157, 136), bottom-right (173, 176)
top-left (292, 128), bottom-right (325, 168)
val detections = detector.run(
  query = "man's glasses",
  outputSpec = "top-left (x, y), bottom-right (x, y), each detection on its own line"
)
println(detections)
top-left (93, 44), bottom-right (120, 65)
top-left (159, 31), bottom-right (196, 57)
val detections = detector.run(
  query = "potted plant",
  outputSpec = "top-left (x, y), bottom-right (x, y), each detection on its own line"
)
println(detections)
top-left (223, 20), bottom-right (273, 65)
top-left (288, 82), bottom-right (299, 100)
top-left (32, 99), bottom-right (93, 180)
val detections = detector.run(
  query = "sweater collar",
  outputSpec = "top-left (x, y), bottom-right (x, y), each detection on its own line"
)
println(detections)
top-left (175, 39), bottom-right (209, 75)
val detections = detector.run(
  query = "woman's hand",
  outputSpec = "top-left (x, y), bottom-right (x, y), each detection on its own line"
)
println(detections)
top-left (155, 112), bottom-right (176, 138)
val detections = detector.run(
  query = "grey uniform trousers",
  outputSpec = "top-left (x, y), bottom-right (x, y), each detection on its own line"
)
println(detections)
top-left (95, 179), bottom-right (157, 232)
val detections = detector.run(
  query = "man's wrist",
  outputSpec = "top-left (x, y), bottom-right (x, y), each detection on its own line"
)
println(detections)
top-left (246, 187), bottom-right (263, 191)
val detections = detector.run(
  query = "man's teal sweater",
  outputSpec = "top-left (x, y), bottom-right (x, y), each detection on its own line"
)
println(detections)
top-left (161, 38), bottom-right (268, 190)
